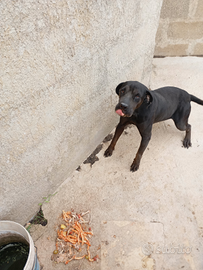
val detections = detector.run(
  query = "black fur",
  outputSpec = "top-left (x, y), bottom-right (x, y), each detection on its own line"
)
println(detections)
top-left (104, 81), bottom-right (203, 171)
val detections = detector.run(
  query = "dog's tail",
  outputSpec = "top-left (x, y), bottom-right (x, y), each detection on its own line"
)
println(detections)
top-left (190, 95), bottom-right (203, 105)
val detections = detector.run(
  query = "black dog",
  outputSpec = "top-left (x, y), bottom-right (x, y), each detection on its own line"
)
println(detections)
top-left (104, 81), bottom-right (203, 172)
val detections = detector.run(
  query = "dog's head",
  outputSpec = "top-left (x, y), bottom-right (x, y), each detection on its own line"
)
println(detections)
top-left (115, 81), bottom-right (153, 117)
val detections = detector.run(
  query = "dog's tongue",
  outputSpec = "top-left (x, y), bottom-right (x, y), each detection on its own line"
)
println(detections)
top-left (116, 109), bottom-right (124, 116)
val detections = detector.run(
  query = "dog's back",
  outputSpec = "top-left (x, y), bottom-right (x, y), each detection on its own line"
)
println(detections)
top-left (152, 87), bottom-right (191, 122)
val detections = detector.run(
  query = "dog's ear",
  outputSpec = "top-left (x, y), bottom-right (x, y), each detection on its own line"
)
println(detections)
top-left (116, 82), bottom-right (126, 95)
top-left (146, 90), bottom-right (153, 104)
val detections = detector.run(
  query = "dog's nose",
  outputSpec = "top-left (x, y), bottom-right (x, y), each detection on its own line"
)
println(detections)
top-left (120, 102), bottom-right (128, 109)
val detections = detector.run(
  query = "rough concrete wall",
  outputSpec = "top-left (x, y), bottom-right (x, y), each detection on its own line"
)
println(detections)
top-left (155, 0), bottom-right (203, 56)
top-left (0, 0), bottom-right (163, 225)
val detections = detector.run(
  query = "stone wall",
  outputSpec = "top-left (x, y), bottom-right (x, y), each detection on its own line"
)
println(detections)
top-left (155, 0), bottom-right (203, 56)
top-left (0, 0), bottom-right (163, 224)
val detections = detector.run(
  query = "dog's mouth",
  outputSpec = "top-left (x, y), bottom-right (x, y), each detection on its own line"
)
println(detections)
top-left (115, 103), bottom-right (134, 117)
top-left (115, 109), bottom-right (132, 118)
top-left (116, 109), bottom-right (125, 117)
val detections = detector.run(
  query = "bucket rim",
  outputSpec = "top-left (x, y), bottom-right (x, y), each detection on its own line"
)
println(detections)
top-left (0, 220), bottom-right (35, 270)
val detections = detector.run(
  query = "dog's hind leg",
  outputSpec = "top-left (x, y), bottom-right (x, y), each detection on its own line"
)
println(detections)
top-left (172, 105), bottom-right (192, 148)
top-left (183, 123), bottom-right (191, 148)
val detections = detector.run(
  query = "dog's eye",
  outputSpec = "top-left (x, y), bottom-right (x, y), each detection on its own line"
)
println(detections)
top-left (134, 94), bottom-right (140, 100)
top-left (120, 89), bottom-right (125, 95)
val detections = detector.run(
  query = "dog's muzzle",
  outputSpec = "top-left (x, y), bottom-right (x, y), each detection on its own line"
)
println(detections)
top-left (115, 103), bottom-right (130, 117)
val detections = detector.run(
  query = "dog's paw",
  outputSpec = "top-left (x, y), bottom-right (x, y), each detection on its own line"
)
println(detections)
top-left (104, 148), bottom-right (113, 157)
top-left (130, 162), bottom-right (139, 172)
top-left (183, 138), bottom-right (192, 148)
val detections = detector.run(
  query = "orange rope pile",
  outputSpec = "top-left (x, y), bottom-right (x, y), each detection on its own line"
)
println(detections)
top-left (53, 210), bottom-right (98, 265)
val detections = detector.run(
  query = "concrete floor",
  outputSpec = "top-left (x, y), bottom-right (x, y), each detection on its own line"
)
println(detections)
top-left (31, 57), bottom-right (203, 270)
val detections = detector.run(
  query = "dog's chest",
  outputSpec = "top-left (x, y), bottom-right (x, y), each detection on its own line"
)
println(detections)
top-left (130, 112), bottom-right (148, 124)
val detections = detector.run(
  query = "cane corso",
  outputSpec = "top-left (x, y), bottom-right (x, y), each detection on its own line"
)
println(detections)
top-left (104, 81), bottom-right (203, 172)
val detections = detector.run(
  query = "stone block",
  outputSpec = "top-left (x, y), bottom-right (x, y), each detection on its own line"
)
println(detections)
top-left (160, 0), bottom-right (190, 19)
top-left (194, 43), bottom-right (203, 55)
top-left (155, 21), bottom-right (167, 44)
top-left (154, 44), bottom-right (188, 56)
top-left (195, 0), bottom-right (203, 19)
top-left (168, 22), bottom-right (203, 40)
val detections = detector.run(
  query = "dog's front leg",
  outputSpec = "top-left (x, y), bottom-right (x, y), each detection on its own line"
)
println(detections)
top-left (104, 118), bottom-right (128, 157)
top-left (130, 127), bottom-right (152, 172)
